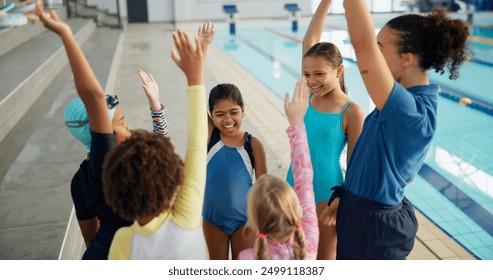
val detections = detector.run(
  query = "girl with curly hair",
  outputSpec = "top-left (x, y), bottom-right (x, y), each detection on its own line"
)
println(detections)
top-left (322, 2), bottom-right (470, 259)
top-left (103, 29), bottom-right (209, 260)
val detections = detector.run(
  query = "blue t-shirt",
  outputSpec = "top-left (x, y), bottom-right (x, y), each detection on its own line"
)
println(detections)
top-left (344, 82), bottom-right (438, 206)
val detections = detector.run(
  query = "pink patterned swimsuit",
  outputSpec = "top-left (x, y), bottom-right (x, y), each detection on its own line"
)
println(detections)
top-left (239, 123), bottom-right (318, 260)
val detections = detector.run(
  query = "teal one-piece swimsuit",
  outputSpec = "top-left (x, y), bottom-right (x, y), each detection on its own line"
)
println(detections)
top-left (286, 99), bottom-right (351, 204)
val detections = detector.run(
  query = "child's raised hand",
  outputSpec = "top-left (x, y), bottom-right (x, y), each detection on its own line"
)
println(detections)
top-left (171, 29), bottom-right (204, 86)
top-left (197, 21), bottom-right (215, 52)
top-left (284, 77), bottom-right (309, 126)
top-left (138, 70), bottom-right (161, 112)
top-left (35, 0), bottom-right (71, 36)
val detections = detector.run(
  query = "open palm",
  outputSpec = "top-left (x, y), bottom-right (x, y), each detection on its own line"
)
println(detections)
top-left (197, 21), bottom-right (215, 51)
top-left (35, 0), bottom-right (71, 35)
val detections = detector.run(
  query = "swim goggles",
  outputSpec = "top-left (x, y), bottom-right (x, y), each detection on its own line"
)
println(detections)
top-left (65, 95), bottom-right (119, 128)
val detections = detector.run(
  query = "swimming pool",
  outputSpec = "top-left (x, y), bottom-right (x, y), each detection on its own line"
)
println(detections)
top-left (213, 15), bottom-right (493, 259)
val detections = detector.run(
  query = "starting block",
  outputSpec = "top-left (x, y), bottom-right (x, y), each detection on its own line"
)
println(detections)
top-left (284, 3), bottom-right (301, 32)
top-left (223, 5), bottom-right (238, 35)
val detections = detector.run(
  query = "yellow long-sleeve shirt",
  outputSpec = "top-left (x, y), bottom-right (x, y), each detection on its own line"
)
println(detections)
top-left (108, 85), bottom-right (208, 260)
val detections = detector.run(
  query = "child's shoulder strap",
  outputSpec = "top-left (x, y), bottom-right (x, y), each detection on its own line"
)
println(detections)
top-left (341, 101), bottom-right (352, 114)
top-left (207, 127), bottom-right (221, 152)
top-left (243, 132), bottom-right (255, 169)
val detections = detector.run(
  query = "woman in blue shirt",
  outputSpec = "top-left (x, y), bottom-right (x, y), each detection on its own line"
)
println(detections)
top-left (322, 2), bottom-right (469, 259)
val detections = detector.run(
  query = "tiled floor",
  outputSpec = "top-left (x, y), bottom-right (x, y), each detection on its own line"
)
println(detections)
top-left (412, 211), bottom-right (476, 260)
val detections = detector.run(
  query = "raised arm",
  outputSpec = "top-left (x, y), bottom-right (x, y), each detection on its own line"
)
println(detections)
top-left (196, 21), bottom-right (217, 137)
top-left (343, 0), bottom-right (394, 111)
top-left (138, 70), bottom-right (162, 112)
top-left (35, 0), bottom-right (111, 134)
top-left (302, 0), bottom-right (332, 56)
top-left (138, 70), bottom-right (169, 136)
top-left (171, 30), bottom-right (204, 86)
top-left (345, 104), bottom-right (365, 164)
top-left (284, 78), bottom-right (318, 255)
top-left (170, 30), bottom-right (207, 228)
top-left (197, 21), bottom-right (215, 55)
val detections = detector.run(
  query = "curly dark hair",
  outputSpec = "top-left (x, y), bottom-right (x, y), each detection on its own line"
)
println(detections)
top-left (386, 7), bottom-right (469, 80)
top-left (102, 129), bottom-right (184, 221)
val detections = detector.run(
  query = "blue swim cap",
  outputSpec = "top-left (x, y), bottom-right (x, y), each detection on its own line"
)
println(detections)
top-left (64, 97), bottom-right (116, 153)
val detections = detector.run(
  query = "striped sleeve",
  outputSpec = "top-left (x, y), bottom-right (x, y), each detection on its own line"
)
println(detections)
top-left (150, 104), bottom-right (169, 136)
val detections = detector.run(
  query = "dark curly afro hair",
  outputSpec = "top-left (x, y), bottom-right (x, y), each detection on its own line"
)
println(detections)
top-left (102, 129), bottom-right (184, 221)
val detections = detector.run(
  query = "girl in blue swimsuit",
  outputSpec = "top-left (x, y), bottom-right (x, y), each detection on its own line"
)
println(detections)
top-left (202, 83), bottom-right (267, 260)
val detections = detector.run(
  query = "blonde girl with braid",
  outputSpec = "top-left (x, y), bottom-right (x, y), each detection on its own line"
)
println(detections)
top-left (239, 78), bottom-right (318, 260)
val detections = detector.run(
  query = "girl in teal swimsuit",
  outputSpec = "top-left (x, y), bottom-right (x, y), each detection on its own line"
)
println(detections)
top-left (286, 0), bottom-right (365, 260)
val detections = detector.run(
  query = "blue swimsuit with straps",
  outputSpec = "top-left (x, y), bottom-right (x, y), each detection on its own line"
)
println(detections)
top-left (202, 127), bottom-right (254, 235)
